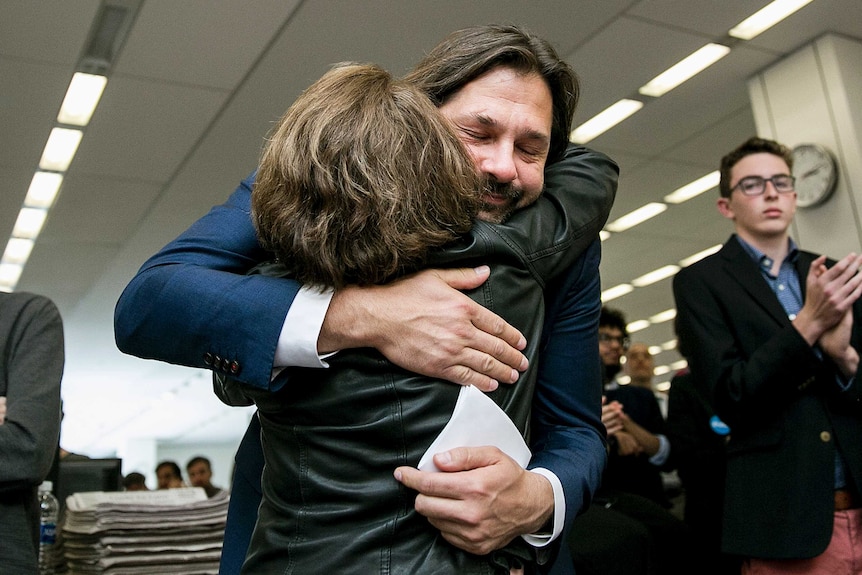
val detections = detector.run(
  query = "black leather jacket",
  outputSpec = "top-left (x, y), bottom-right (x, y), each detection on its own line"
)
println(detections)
top-left (220, 145), bottom-right (617, 574)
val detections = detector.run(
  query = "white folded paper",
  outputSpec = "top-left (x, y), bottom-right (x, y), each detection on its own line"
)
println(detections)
top-left (418, 385), bottom-right (531, 472)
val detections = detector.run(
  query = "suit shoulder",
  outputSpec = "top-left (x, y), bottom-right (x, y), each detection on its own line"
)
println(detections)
top-left (0, 291), bottom-right (54, 308)
top-left (0, 292), bottom-right (60, 320)
top-left (674, 251), bottom-right (722, 285)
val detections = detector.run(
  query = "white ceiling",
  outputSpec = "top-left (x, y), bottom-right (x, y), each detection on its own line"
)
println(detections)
top-left (3, 0), bottom-right (861, 456)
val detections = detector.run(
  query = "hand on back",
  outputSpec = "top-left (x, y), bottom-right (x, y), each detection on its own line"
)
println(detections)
top-left (320, 266), bottom-right (528, 392)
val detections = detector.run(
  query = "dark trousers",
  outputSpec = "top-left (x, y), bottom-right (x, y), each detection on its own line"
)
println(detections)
top-left (565, 489), bottom-right (694, 575)
top-left (220, 414), bottom-right (264, 575)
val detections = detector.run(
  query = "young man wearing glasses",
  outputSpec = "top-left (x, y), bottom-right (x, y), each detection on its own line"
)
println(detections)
top-left (598, 307), bottom-right (630, 385)
top-left (673, 136), bottom-right (862, 574)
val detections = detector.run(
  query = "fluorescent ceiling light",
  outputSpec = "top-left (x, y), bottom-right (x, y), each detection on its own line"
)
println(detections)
top-left (39, 127), bottom-right (83, 171)
top-left (654, 365), bottom-right (672, 376)
top-left (639, 43), bottom-right (731, 97)
top-left (13, 208), bottom-right (48, 239)
top-left (599, 230), bottom-right (611, 241)
top-left (661, 339), bottom-right (678, 351)
top-left (670, 359), bottom-right (688, 371)
top-left (648, 345), bottom-right (663, 356)
top-left (627, 319), bottom-right (651, 333)
top-left (0, 263), bottom-right (24, 289)
top-left (664, 171), bottom-right (720, 204)
top-left (679, 244), bottom-right (723, 267)
top-left (570, 99), bottom-right (643, 144)
top-left (729, 0), bottom-right (814, 40)
top-left (631, 265), bottom-right (681, 288)
top-left (632, 264), bottom-right (679, 290)
top-left (655, 381), bottom-right (671, 392)
top-left (616, 375), bottom-right (631, 385)
top-left (601, 283), bottom-right (634, 302)
top-left (25, 172), bottom-right (64, 209)
top-left (2, 238), bottom-right (35, 264)
top-left (606, 202), bottom-right (668, 233)
top-left (649, 308), bottom-right (678, 324)
top-left (57, 72), bottom-right (107, 126)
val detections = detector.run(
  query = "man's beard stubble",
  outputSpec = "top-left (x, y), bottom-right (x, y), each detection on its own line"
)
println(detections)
top-left (478, 179), bottom-right (523, 224)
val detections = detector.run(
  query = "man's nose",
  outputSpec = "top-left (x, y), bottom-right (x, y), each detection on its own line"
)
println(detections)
top-left (763, 179), bottom-right (780, 198)
top-left (477, 143), bottom-right (517, 183)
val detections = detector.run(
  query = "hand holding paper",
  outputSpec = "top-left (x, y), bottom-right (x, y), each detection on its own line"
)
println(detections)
top-left (417, 385), bottom-right (531, 472)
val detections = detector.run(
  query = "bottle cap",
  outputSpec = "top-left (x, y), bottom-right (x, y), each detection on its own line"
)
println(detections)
top-left (39, 480), bottom-right (53, 492)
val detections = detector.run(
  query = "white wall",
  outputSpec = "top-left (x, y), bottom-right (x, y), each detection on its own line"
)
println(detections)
top-left (749, 33), bottom-right (862, 258)
top-left (153, 441), bottom-right (242, 491)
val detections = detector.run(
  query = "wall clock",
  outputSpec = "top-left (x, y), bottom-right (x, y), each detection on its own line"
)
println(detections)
top-left (791, 143), bottom-right (838, 208)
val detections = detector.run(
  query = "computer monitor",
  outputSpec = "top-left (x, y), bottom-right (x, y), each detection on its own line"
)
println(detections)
top-left (56, 457), bottom-right (123, 516)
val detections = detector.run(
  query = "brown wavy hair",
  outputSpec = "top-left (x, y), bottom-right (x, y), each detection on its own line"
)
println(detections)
top-left (252, 63), bottom-right (481, 289)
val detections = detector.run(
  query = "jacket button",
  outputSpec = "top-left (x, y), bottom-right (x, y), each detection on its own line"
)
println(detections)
top-left (203, 352), bottom-right (214, 366)
top-left (820, 431), bottom-right (831, 442)
top-left (230, 360), bottom-right (241, 375)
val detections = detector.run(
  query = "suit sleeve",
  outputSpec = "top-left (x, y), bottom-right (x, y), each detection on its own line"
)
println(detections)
top-left (0, 295), bottom-right (64, 492)
top-left (542, 144), bottom-right (617, 252)
top-left (528, 239), bottom-right (607, 530)
top-left (523, 146), bottom-right (616, 531)
top-left (114, 173), bottom-right (300, 389)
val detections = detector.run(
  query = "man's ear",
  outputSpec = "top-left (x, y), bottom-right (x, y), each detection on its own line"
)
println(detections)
top-left (716, 197), bottom-right (734, 221)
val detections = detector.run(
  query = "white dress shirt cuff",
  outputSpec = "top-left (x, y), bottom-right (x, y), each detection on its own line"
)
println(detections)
top-left (272, 287), bottom-right (335, 378)
top-left (648, 434), bottom-right (670, 467)
top-left (520, 467), bottom-right (565, 547)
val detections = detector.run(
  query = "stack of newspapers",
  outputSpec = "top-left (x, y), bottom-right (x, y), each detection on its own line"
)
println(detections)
top-left (61, 487), bottom-right (228, 575)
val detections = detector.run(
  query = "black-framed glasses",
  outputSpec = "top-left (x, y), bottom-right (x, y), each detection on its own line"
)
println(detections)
top-left (598, 332), bottom-right (630, 349)
top-left (731, 175), bottom-right (795, 196)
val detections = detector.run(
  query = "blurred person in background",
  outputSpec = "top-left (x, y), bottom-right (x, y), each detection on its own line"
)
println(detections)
top-left (186, 456), bottom-right (223, 498)
top-left (0, 292), bottom-right (64, 574)
top-left (155, 460), bottom-right (185, 489)
top-left (122, 472), bottom-right (149, 491)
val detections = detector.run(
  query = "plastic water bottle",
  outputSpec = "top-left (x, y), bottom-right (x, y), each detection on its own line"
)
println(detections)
top-left (38, 481), bottom-right (59, 575)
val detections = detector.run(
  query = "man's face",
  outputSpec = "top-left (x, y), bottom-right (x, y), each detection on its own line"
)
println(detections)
top-left (598, 326), bottom-right (628, 368)
top-left (156, 466), bottom-right (180, 489)
top-left (439, 66), bottom-right (553, 224)
top-left (718, 152), bottom-right (796, 242)
top-left (187, 461), bottom-right (212, 488)
top-left (625, 343), bottom-right (654, 383)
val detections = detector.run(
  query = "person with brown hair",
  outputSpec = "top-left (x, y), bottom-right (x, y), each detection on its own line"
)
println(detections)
top-left (252, 62), bottom-right (481, 289)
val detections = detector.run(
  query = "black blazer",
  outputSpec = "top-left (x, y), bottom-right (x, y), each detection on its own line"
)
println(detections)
top-left (673, 235), bottom-right (862, 559)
